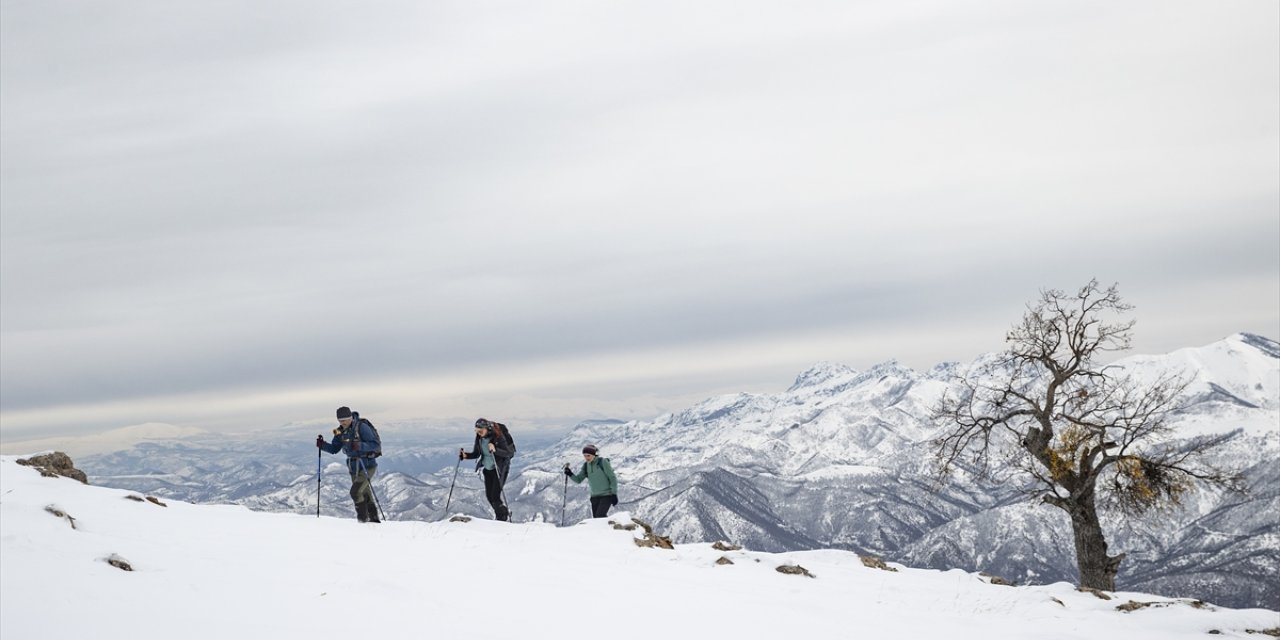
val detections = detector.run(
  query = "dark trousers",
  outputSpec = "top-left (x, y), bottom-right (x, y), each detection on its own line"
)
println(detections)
top-left (349, 466), bottom-right (379, 522)
top-left (350, 466), bottom-right (376, 506)
top-left (590, 495), bottom-right (614, 518)
top-left (483, 467), bottom-right (509, 521)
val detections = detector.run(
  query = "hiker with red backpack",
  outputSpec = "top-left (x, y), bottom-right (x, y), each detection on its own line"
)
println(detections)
top-left (316, 406), bottom-right (383, 523)
top-left (460, 418), bottom-right (515, 521)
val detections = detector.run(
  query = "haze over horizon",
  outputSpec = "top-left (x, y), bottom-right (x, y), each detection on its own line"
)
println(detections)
top-left (2, 1), bottom-right (1277, 447)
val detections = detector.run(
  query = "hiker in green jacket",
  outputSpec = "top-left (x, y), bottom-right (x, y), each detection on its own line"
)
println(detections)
top-left (563, 445), bottom-right (618, 518)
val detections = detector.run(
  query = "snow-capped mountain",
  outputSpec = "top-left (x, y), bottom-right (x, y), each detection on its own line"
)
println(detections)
top-left (81, 333), bottom-right (1280, 609)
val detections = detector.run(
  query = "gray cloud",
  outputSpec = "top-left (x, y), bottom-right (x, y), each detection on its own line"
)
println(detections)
top-left (2, 0), bottom-right (1277, 439)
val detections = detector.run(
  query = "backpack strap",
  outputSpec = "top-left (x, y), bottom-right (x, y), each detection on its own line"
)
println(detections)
top-left (356, 419), bottom-right (382, 458)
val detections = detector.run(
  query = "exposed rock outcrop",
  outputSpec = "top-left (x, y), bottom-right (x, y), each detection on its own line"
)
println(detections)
top-left (17, 452), bottom-right (88, 484)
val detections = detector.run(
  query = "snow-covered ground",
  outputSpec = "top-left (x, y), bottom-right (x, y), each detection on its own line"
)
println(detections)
top-left (2, 456), bottom-right (1276, 640)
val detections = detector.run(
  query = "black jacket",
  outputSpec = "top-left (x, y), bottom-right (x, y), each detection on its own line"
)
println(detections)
top-left (462, 433), bottom-right (514, 473)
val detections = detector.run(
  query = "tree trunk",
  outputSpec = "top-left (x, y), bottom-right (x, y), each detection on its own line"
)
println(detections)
top-left (1066, 496), bottom-right (1125, 591)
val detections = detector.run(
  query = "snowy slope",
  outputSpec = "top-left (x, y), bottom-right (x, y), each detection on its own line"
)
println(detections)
top-left (3, 456), bottom-right (1277, 640)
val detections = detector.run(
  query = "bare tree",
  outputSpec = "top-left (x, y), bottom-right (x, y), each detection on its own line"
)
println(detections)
top-left (933, 280), bottom-right (1243, 591)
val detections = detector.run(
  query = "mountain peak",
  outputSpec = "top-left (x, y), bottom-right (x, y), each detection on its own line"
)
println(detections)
top-left (788, 361), bottom-right (858, 391)
top-left (1235, 332), bottom-right (1280, 359)
top-left (865, 358), bottom-right (912, 377)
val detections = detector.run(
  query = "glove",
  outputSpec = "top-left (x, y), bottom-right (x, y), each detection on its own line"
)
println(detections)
top-left (315, 435), bottom-right (325, 448)
top-left (564, 467), bottom-right (574, 478)
top-left (611, 495), bottom-right (619, 506)
top-left (458, 448), bottom-right (466, 460)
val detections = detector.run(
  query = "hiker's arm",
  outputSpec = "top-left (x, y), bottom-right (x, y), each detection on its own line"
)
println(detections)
top-left (319, 435), bottom-right (342, 454)
top-left (571, 464), bottom-right (587, 483)
top-left (493, 438), bottom-right (514, 459)
top-left (461, 439), bottom-right (479, 460)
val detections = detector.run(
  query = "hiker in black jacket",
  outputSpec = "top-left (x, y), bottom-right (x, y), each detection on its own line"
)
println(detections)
top-left (460, 418), bottom-right (514, 521)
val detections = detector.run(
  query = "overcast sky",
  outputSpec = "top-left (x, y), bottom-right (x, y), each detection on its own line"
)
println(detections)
top-left (2, 0), bottom-right (1277, 448)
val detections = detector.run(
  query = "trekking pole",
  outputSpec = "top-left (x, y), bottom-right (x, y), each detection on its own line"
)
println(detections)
top-left (497, 462), bottom-right (512, 522)
top-left (560, 466), bottom-right (569, 526)
top-left (444, 457), bottom-right (462, 514)
top-left (357, 457), bottom-right (387, 522)
top-left (316, 448), bottom-right (323, 518)
top-left (500, 481), bottom-right (511, 523)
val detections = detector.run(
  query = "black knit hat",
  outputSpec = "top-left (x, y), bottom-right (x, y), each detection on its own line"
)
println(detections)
top-left (582, 445), bottom-right (598, 456)
top-left (336, 406), bottom-right (353, 420)
top-left (475, 418), bottom-right (490, 429)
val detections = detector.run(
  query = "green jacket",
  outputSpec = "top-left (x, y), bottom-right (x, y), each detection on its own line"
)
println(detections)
top-left (570, 457), bottom-right (618, 497)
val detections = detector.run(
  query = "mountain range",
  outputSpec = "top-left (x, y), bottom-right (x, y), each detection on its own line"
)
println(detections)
top-left (80, 333), bottom-right (1280, 609)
